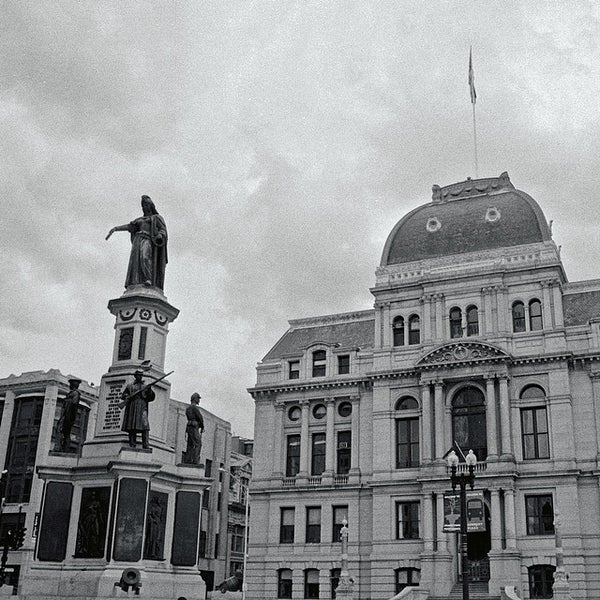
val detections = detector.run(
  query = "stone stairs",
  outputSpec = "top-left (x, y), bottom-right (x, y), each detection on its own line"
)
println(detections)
top-left (430, 581), bottom-right (501, 600)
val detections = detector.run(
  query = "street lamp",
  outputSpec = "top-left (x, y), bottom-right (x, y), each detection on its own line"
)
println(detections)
top-left (447, 449), bottom-right (477, 600)
top-left (220, 467), bottom-right (250, 600)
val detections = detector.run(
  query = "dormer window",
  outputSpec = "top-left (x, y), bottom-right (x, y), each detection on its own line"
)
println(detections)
top-left (312, 350), bottom-right (326, 377)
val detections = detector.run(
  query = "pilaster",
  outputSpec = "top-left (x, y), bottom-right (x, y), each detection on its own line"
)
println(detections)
top-left (420, 381), bottom-right (432, 463)
top-left (498, 375), bottom-right (513, 459)
top-left (322, 398), bottom-right (336, 484)
top-left (433, 381), bottom-right (445, 461)
top-left (349, 396), bottom-right (361, 483)
top-left (298, 400), bottom-right (310, 483)
top-left (485, 375), bottom-right (498, 460)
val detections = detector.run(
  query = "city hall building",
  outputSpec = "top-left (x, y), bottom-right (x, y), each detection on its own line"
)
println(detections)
top-left (247, 173), bottom-right (600, 599)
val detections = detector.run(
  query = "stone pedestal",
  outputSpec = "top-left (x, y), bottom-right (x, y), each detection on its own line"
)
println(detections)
top-left (488, 550), bottom-right (521, 597)
top-left (21, 287), bottom-right (211, 599)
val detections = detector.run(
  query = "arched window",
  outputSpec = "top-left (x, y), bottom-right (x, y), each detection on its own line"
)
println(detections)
top-left (449, 307), bottom-right (462, 338)
top-left (520, 386), bottom-right (549, 459)
top-left (312, 350), bottom-right (326, 377)
top-left (395, 568), bottom-right (421, 594)
top-left (529, 299), bottom-right (543, 331)
top-left (393, 316), bottom-right (405, 347)
top-left (528, 564), bottom-right (555, 599)
top-left (278, 569), bottom-right (293, 599)
top-left (452, 387), bottom-right (487, 461)
top-left (395, 397), bottom-right (419, 468)
top-left (466, 305), bottom-right (479, 337)
top-left (512, 301), bottom-right (526, 332)
top-left (304, 569), bottom-right (320, 599)
top-left (408, 315), bottom-right (420, 345)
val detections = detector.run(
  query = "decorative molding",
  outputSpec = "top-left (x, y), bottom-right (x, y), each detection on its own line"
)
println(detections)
top-left (140, 308), bottom-right (152, 321)
top-left (417, 341), bottom-right (510, 368)
top-left (119, 308), bottom-right (137, 321)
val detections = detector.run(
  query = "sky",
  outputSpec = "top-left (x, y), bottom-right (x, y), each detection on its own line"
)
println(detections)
top-left (2, 1), bottom-right (600, 438)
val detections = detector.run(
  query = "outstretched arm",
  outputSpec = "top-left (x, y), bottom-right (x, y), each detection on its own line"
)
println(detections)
top-left (105, 224), bottom-right (130, 240)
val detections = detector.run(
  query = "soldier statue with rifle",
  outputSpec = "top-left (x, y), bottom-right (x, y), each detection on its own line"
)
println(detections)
top-left (119, 368), bottom-right (173, 448)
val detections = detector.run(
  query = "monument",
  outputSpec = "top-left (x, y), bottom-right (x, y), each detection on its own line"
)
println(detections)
top-left (22, 197), bottom-right (211, 600)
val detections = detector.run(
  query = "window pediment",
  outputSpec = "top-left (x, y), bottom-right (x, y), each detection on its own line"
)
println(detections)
top-left (417, 341), bottom-right (510, 368)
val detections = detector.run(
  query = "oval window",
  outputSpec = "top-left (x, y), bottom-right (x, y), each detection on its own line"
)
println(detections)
top-left (288, 406), bottom-right (301, 422)
top-left (312, 404), bottom-right (326, 419)
top-left (338, 402), bottom-right (352, 418)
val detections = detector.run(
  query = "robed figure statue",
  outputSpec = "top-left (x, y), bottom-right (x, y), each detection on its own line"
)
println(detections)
top-left (106, 195), bottom-right (168, 290)
top-left (119, 370), bottom-right (155, 448)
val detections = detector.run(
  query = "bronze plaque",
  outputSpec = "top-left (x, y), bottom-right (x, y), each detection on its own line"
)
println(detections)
top-left (37, 482), bottom-right (73, 561)
top-left (171, 491), bottom-right (200, 566)
top-left (74, 487), bottom-right (111, 558)
top-left (113, 478), bottom-right (148, 562)
top-left (143, 490), bottom-right (168, 560)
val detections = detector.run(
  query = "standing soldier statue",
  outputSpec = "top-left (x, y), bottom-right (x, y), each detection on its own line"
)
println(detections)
top-left (57, 378), bottom-right (82, 452)
top-left (119, 370), bottom-right (155, 449)
top-left (183, 393), bottom-right (204, 464)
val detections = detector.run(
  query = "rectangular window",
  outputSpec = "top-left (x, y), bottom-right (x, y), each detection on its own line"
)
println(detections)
top-left (288, 360), bottom-right (300, 380)
top-left (286, 435), bottom-right (301, 477)
top-left (525, 494), bottom-right (555, 536)
top-left (305, 507), bottom-right (321, 543)
top-left (311, 433), bottom-right (326, 476)
top-left (137, 326), bottom-right (148, 360)
top-left (215, 533), bottom-right (220, 557)
top-left (396, 501), bottom-right (420, 539)
top-left (117, 327), bottom-right (134, 360)
top-left (198, 530), bottom-right (207, 558)
top-left (202, 489), bottom-right (210, 509)
top-left (231, 525), bottom-right (244, 553)
top-left (336, 431), bottom-right (351, 474)
top-left (332, 505), bottom-right (348, 542)
top-left (312, 350), bottom-right (326, 377)
top-left (280, 507), bottom-right (295, 544)
top-left (205, 459), bottom-right (212, 477)
top-left (521, 408), bottom-right (549, 459)
top-left (396, 418), bottom-right (419, 468)
top-left (337, 355), bottom-right (350, 375)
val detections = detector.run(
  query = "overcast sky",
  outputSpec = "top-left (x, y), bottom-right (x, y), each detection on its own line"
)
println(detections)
top-left (2, 1), bottom-right (600, 438)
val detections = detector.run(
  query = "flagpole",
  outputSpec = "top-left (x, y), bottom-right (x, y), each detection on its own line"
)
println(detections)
top-left (472, 101), bottom-right (478, 178)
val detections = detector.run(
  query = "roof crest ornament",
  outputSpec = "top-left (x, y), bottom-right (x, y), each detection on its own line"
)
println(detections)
top-left (431, 171), bottom-right (514, 203)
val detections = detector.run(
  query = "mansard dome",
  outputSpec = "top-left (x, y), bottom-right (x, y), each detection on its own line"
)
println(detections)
top-left (381, 172), bottom-right (552, 266)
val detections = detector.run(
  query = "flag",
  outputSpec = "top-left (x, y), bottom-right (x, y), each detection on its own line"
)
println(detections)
top-left (468, 47), bottom-right (477, 105)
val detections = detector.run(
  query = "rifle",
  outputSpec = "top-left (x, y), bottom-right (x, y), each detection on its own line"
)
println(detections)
top-left (118, 370), bottom-right (174, 409)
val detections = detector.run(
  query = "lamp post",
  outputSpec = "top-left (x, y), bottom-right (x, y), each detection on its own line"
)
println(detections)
top-left (220, 467), bottom-right (251, 600)
top-left (447, 449), bottom-right (477, 600)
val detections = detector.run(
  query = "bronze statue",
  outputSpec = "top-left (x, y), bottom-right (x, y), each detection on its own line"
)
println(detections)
top-left (105, 195), bottom-right (168, 290)
top-left (183, 392), bottom-right (204, 464)
top-left (76, 491), bottom-right (104, 557)
top-left (57, 378), bottom-right (81, 452)
top-left (119, 370), bottom-right (155, 448)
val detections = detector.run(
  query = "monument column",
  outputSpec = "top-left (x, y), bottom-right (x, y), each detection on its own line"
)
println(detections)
top-left (272, 402), bottom-right (285, 478)
top-left (298, 400), bottom-right (310, 481)
top-left (498, 375), bottom-right (513, 458)
top-left (485, 375), bottom-right (498, 459)
top-left (434, 381), bottom-right (445, 461)
top-left (420, 381), bottom-right (432, 463)
top-left (323, 398), bottom-right (336, 484)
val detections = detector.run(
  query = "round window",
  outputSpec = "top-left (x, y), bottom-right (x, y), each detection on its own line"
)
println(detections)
top-left (426, 216), bottom-right (441, 232)
top-left (288, 406), bottom-right (301, 422)
top-left (312, 404), bottom-right (326, 419)
top-left (338, 402), bottom-right (352, 418)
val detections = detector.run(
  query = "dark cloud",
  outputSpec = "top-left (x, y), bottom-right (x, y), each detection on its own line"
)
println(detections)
top-left (2, 1), bottom-right (600, 436)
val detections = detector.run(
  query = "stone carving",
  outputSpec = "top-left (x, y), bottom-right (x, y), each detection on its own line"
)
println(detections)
top-left (119, 308), bottom-right (137, 321)
top-left (105, 195), bottom-right (168, 290)
top-left (418, 342), bottom-right (510, 367)
top-left (75, 488), bottom-right (110, 558)
top-left (144, 491), bottom-right (168, 560)
top-left (182, 393), bottom-right (204, 464)
top-left (56, 378), bottom-right (81, 452)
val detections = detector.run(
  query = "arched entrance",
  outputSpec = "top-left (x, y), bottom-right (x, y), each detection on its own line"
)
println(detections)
top-left (457, 501), bottom-right (491, 583)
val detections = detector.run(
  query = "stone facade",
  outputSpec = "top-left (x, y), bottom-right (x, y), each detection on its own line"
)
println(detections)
top-left (248, 174), bottom-right (600, 599)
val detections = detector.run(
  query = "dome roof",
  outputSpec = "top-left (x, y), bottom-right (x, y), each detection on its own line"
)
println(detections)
top-left (381, 172), bottom-right (552, 266)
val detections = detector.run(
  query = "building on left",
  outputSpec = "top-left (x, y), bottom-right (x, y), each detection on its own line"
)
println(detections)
top-left (0, 368), bottom-right (243, 596)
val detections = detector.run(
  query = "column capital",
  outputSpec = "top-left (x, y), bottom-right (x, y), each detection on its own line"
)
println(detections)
top-left (420, 378), bottom-right (434, 387)
top-left (590, 372), bottom-right (600, 381)
top-left (349, 395), bottom-right (360, 404)
top-left (324, 397), bottom-right (336, 406)
top-left (497, 373), bottom-right (510, 382)
top-left (300, 399), bottom-right (310, 408)
top-left (484, 372), bottom-right (496, 381)
top-left (433, 380), bottom-right (445, 389)
top-left (274, 400), bottom-right (286, 411)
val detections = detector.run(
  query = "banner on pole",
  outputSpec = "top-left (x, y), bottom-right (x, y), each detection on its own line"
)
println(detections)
top-left (443, 490), bottom-right (486, 533)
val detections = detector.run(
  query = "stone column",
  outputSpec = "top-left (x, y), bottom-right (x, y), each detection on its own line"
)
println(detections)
top-left (490, 489), bottom-right (502, 551)
top-left (349, 396), bottom-right (360, 482)
top-left (498, 285), bottom-right (509, 333)
top-left (435, 294), bottom-right (445, 341)
top-left (0, 390), bottom-right (15, 468)
top-left (483, 287), bottom-right (493, 335)
top-left (504, 489), bottom-right (517, 548)
top-left (422, 295), bottom-right (432, 343)
top-left (541, 281), bottom-right (552, 329)
top-left (382, 302), bottom-right (391, 347)
top-left (552, 280), bottom-right (564, 327)
top-left (272, 402), bottom-right (285, 478)
top-left (421, 382), bottom-right (432, 463)
top-left (422, 493), bottom-right (434, 552)
top-left (298, 400), bottom-right (310, 481)
top-left (434, 381), bottom-right (445, 461)
top-left (436, 492), bottom-right (448, 553)
top-left (374, 301), bottom-right (382, 347)
top-left (498, 376), bottom-right (513, 458)
top-left (524, 304), bottom-right (531, 331)
top-left (485, 376), bottom-right (498, 459)
top-left (323, 398), bottom-right (336, 484)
